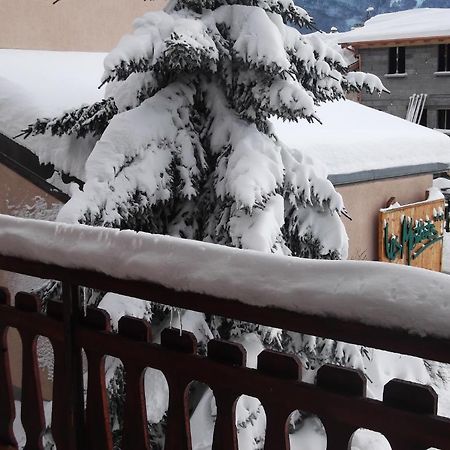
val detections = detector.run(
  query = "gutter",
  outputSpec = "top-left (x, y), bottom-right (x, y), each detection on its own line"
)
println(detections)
top-left (330, 163), bottom-right (449, 186)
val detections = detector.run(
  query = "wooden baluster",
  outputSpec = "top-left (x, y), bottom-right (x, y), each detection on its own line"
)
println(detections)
top-left (118, 317), bottom-right (152, 450)
top-left (208, 340), bottom-right (246, 450)
top-left (316, 364), bottom-right (366, 450)
top-left (16, 293), bottom-right (45, 450)
top-left (320, 420), bottom-right (354, 450)
top-left (212, 390), bottom-right (240, 450)
top-left (263, 412), bottom-right (290, 450)
top-left (162, 328), bottom-right (198, 450)
top-left (61, 282), bottom-right (86, 450)
top-left (83, 307), bottom-right (113, 450)
top-left (47, 301), bottom-right (65, 450)
top-left (46, 300), bottom-right (73, 450)
top-left (48, 286), bottom-right (86, 450)
top-left (258, 350), bottom-right (301, 450)
top-left (383, 379), bottom-right (438, 450)
top-left (0, 288), bottom-right (17, 449)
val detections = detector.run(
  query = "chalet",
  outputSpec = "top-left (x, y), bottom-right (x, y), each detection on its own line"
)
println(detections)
top-left (338, 8), bottom-right (450, 134)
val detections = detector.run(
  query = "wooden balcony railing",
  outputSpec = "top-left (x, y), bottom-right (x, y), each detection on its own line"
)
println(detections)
top-left (0, 216), bottom-right (450, 449)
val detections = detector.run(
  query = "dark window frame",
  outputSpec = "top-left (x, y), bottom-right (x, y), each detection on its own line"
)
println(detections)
top-left (438, 109), bottom-right (450, 130)
top-left (438, 44), bottom-right (450, 72)
top-left (388, 46), bottom-right (406, 74)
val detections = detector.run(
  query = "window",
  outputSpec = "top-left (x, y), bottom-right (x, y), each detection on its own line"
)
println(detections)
top-left (438, 110), bottom-right (450, 129)
top-left (438, 44), bottom-right (450, 72)
top-left (388, 47), bottom-right (406, 74)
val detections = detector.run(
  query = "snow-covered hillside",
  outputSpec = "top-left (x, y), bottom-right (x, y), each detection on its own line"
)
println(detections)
top-left (297, 0), bottom-right (450, 33)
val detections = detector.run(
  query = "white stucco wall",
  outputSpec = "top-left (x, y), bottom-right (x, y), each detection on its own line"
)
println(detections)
top-left (0, 0), bottom-right (167, 52)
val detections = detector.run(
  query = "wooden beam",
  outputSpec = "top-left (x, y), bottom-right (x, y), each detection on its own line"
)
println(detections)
top-left (341, 35), bottom-right (450, 50)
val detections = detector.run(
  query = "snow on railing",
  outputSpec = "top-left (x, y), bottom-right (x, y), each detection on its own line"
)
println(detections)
top-left (1, 214), bottom-right (450, 449)
top-left (1, 214), bottom-right (450, 340)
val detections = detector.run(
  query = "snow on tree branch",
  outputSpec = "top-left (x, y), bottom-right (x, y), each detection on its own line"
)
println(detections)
top-left (23, 1), bottom-right (384, 261)
top-left (17, 2), bottom-right (393, 447)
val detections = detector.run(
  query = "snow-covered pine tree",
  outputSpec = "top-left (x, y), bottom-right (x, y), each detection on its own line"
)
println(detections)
top-left (22, 0), bottom-right (385, 447)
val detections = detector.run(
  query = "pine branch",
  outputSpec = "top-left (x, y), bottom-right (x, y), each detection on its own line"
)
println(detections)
top-left (17, 97), bottom-right (118, 139)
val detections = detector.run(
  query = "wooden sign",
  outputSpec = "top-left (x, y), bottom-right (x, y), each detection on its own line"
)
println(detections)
top-left (378, 198), bottom-right (445, 272)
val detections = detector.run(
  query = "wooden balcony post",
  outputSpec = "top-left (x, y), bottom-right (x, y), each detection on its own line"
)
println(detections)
top-left (0, 288), bottom-right (17, 449)
top-left (16, 293), bottom-right (45, 450)
top-left (162, 328), bottom-right (198, 450)
top-left (61, 282), bottom-right (86, 450)
top-left (83, 307), bottom-right (113, 450)
top-left (119, 317), bottom-right (153, 450)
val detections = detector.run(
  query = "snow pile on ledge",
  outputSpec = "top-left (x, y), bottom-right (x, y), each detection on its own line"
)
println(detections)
top-left (1, 214), bottom-right (450, 339)
top-left (271, 100), bottom-right (450, 176)
top-left (338, 8), bottom-right (450, 44)
top-left (0, 50), bottom-right (106, 179)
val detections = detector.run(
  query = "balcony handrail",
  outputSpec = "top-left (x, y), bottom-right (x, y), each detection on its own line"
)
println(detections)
top-left (0, 214), bottom-right (450, 449)
top-left (1, 214), bottom-right (450, 359)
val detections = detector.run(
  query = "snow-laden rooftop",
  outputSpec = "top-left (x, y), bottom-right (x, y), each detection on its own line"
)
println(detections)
top-left (0, 49), bottom-right (106, 180)
top-left (271, 100), bottom-right (450, 182)
top-left (2, 213), bottom-right (450, 340)
top-left (1, 49), bottom-right (449, 185)
top-left (338, 8), bottom-right (450, 44)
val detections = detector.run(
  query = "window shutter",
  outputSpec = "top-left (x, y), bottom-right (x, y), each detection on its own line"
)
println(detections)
top-left (398, 47), bottom-right (406, 73)
top-left (446, 44), bottom-right (450, 71)
top-left (388, 47), bottom-right (396, 74)
top-left (438, 44), bottom-right (446, 72)
top-left (438, 110), bottom-right (445, 129)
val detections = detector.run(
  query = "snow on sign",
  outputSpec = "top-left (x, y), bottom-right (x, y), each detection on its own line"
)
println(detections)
top-left (379, 198), bottom-right (445, 272)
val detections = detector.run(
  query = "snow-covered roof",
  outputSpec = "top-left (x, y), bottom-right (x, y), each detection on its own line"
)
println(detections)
top-left (0, 49), bottom-right (106, 180)
top-left (1, 50), bottom-right (449, 187)
top-left (272, 100), bottom-right (450, 183)
top-left (338, 8), bottom-right (450, 45)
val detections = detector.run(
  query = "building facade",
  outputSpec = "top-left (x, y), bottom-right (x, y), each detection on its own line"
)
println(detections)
top-left (356, 41), bottom-right (450, 131)
top-left (272, 99), bottom-right (450, 263)
top-left (339, 9), bottom-right (450, 134)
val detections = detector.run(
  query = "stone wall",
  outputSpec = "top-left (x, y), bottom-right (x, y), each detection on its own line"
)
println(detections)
top-left (360, 44), bottom-right (450, 127)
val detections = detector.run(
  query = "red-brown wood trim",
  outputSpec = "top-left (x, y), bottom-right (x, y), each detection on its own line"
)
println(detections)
top-left (342, 35), bottom-right (450, 49)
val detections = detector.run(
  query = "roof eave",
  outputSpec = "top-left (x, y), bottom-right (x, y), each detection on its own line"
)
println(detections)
top-left (340, 34), bottom-right (450, 49)
top-left (330, 163), bottom-right (450, 186)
